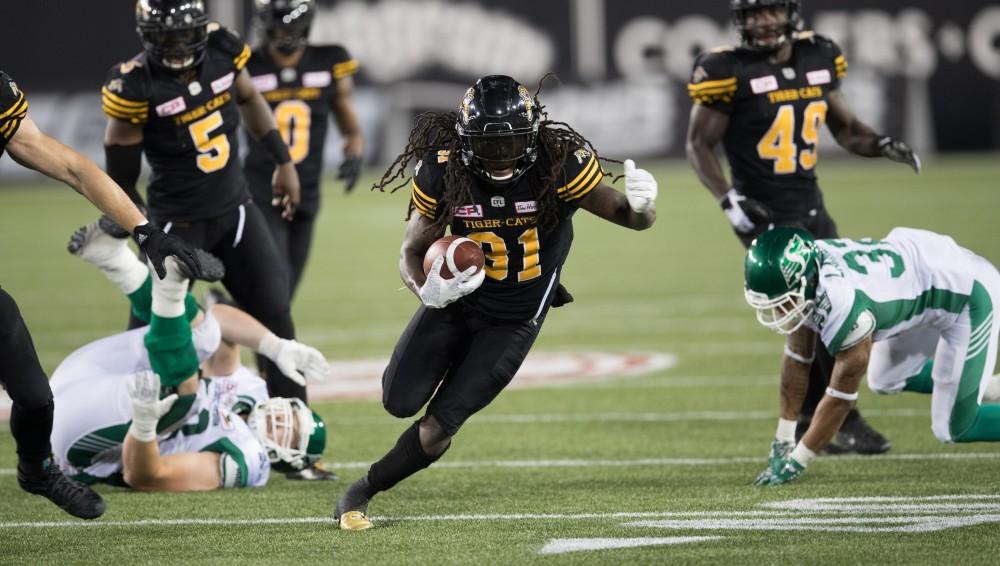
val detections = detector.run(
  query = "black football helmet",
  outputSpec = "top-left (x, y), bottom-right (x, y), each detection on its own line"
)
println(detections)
top-left (456, 75), bottom-right (540, 185)
top-left (730, 0), bottom-right (802, 53)
top-left (255, 0), bottom-right (315, 55)
top-left (136, 0), bottom-right (210, 72)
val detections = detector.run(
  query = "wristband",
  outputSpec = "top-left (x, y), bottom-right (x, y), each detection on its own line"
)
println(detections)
top-left (783, 344), bottom-right (815, 364)
top-left (825, 386), bottom-right (859, 401)
top-left (261, 129), bottom-right (292, 165)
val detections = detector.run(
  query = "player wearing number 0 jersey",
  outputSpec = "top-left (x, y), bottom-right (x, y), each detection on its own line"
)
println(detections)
top-left (685, 0), bottom-right (921, 454)
top-left (103, 0), bottom-right (307, 404)
top-left (745, 227), bottom-right (1000, 486)
top-left (245, 0), bottom-right (365, 299)
top-left (332, 75), bottom-right (659, 531)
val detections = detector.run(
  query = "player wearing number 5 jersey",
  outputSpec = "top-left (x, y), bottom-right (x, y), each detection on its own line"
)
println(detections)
top-left (245, 0), bottom-right (365, 299)
top-left (685, 0), bottom-right (920, 454)
top-left (103, 0), bottom-right (306, 403)
top-left (745, 227), bottom-right (1000, 486)
top-left (332, 75), bottom-right (658, 530)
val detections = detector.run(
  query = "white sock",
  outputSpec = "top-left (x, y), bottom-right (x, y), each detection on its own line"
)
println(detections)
top-left (776, 418), bottom-right (797, 443)
top-left (791, 443), bottom-right (817, 467)
top-left (150, 258), bottom-right (188, 318)
top-left (75, 224), bottom-right (148, 295)
top-left (983, 374), bottom-right (1000, 403)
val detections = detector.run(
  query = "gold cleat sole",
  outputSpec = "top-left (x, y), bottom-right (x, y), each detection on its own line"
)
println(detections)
top-left (339, 511), bottom-right (373, 531)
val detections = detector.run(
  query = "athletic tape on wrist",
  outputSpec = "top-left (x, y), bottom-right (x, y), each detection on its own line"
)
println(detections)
top-left (825, 386), bottom-right (859, 401)
top-left (784, 345), bottom-right (815, 364)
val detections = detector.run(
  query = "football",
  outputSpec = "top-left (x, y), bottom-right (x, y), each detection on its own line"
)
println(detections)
top-left (423, 235), bottom-right (486, 279)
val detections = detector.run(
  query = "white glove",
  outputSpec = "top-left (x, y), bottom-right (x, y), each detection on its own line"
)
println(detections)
top-left (419, 256), bottom-right (486, 309)
top-left (623, 159), bottom-right (657, 214)
top-left (126, 370), bottom-right (178, 442)
top-left (720, 188), bottom-right (773, 235)
top-left (258, 333), bottom-right (330, 386)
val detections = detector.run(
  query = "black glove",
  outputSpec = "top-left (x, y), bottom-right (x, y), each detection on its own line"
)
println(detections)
top-left (878, 137), bottom-right (921, 174)
top-left (338, 154), bottom-right (363, 194)
top-left (133, 224), bottom-right (203, 280)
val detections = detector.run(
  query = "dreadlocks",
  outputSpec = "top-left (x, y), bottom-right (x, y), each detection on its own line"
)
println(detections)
top-left (373, 78), bottom-right (620, 233)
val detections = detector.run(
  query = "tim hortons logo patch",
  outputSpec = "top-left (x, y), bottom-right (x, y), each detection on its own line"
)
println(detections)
top-left (750, 75), bottom-right (779, 94)
top-left (807, 69), bottom-right (832, 86)
top-left (515, 201), bottom-right (538, 214)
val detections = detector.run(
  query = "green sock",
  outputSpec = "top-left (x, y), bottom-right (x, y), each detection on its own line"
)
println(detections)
top-left (952, 404), bottom-right (1000, 442)
top-left (903, 361), bottom-right (934, 394)
top-left (127, 276), bottom-right (201, 325)
top-left (144, 314), bottom-right (199, 387)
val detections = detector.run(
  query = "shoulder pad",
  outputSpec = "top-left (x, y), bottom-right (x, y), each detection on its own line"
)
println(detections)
top-left (320, 45), bottom-right (359, 79)
top-left (411, 149), bottom-right (449, 220)
top-left (797, 32), bottom-right (846, 80)
top-left (0, 71), bottom-right (25, 114)
top-left (102, 58), bottom-right (150, 125)
top-left (688, 50), bottom-right (738, 106)
top-left (555, 145), bottom-right (604, 203)
top-left (209, 24), bottom-right (252, 70)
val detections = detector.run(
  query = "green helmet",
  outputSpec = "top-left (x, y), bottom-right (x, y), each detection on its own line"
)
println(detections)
top-left (744, 227), bottom-right (819, 334)
top-left (249, 397), bottom-right (327, 472)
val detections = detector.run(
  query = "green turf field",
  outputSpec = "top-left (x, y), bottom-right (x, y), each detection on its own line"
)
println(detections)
top-left (1, 155), bottom-right (999, 564)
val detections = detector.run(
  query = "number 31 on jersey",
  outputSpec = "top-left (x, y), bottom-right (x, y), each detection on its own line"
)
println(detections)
top-left (757, 101), bottom-right (828, 174)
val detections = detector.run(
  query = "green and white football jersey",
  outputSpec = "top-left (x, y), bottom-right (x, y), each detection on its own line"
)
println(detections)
top-left (51, 316), bottom-right (271, 488)
top-left (812, 227), bottom-right (975, 353)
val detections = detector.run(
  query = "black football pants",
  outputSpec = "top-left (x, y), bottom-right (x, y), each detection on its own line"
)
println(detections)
top-left (0, 288), bottom-right (55, 464)
top-left (735, 206), bottom-right (839, 417)
top-left (259, 202), bottom-right (317, 300)
top-left (382, 304), bottom-right (543, 437)
top-left (152, 202), bottom-right (305, 401)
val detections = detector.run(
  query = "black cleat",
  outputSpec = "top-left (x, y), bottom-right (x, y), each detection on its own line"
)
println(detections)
top-left (18, 460), bottom-right (106, 520)
top-left (175, 248), bottom-right (226, 282)
top-left (797, 410), bottom-right (892, 455)
top-left (285, 462), bottom-right (337, 481)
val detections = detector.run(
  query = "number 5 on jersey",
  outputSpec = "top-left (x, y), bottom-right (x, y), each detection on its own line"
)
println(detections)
top-left (757, 101), bottom-right (828, 174)
top-left (189, 110), bottom-right (231, 173)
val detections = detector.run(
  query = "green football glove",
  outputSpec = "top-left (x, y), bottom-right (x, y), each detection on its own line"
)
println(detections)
top-left (753, 456), bottom-right (806, 486)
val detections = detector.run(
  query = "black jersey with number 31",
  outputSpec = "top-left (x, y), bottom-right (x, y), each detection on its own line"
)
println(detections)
top-left (102, 25), bottom-right (253, 222)
top-left (0, 71), bottom-right (28, 158)
top-left (688, 32), bottom-right (847, 216)
top-left (244, 45), bottom-right (358, 215)
top-left (411, 146), bottom-right (604, 321)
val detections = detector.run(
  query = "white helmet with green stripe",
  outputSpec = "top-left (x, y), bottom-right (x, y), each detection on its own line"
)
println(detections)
top-left (249, 398), bottom-right (327, 472)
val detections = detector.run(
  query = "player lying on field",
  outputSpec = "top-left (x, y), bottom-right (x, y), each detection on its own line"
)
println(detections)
top-left (49, 220), bottom-right (329, 490)
top-left (743, 227), bottom-right (1000, 486)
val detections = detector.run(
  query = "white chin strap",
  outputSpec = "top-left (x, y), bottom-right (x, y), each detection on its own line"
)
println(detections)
top-left (488, 171), bottom-right (514, 181)
top-left (164, 56), bottom-right (195, 70)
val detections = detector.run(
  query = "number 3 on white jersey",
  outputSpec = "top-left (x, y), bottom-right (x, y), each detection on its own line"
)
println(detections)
top-left (757, 101), bottom-right (828, 174)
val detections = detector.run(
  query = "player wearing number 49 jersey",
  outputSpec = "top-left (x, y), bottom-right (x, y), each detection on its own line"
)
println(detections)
top-left (332, 75), bottom-right (658, 531)
top-left (103, 0), bottom-right (308, 404)
top-left (685, 0), bottom-right (921, 455)
top-left (745, 227), bottom-right (1000, 486)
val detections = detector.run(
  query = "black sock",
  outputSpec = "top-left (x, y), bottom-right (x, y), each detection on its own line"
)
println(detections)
top-left (366, 421), bottom-right (446, 495)
top-left (11, 401), bottom-right (54, 468)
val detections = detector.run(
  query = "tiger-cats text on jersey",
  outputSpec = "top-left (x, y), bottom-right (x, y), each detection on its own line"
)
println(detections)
top-left (102, 25), bottom-right (253, 222)
top-left (688, 32), bottom-right (847, 216)
top-left (244, 44), bottom-right (358, 215)
top-left (410, 146), bottom-right (604, 321)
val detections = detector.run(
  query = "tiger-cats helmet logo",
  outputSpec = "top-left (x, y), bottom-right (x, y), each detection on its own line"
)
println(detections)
top-left (461, 87), bottom-right (475, 123)
top-left (518, 85), bottom-right (533, 121)
top-left (780, 235), bottom-right (811, 287)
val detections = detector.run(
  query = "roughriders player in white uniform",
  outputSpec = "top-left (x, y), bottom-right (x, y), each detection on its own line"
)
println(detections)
top-left (50, 220), bottom-right (330, 491)
top-left (744, 226), bottom-right (1000, 485)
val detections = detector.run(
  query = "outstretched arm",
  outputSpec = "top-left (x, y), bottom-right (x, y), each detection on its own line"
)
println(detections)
top-left (800, 335), bottom-right (872, 453)
top-left (827, 90), bottom-right (921, 173)
top-left (122, 438), bottom-right (222, 492)
top-left (685, 103), bottom-right (731, 201)
top-left (9, 115), bottom-right (146, 232)
top-left (576, 159), bottom-right (657, 230)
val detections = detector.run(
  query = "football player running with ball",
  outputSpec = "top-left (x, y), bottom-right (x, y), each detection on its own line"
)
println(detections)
top-left (332, 75), bottom-right (658, 530)
top-left (0, 69), bottom-right (204, 519)
top-left (245, 0), bottom-right (365, 299)
top-left (685, 0), bottom-right (921, 456)
top-left (744, 227), bottom-right (1000, 486)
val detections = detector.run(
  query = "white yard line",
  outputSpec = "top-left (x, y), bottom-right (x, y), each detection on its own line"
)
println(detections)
top-left (2, 451), bottom-right (999, 477)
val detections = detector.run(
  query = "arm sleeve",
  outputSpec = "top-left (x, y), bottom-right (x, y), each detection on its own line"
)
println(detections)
top-left (329, 45), bottom-right (360, 80)
top-left (687, 50), bottom-right (738, 113)
top-left (0, 71), bottom-right (28, 149)
top-left (101, 61), bottom-right (150, 125)
top-left (410, 151), bottom-right (448, 221)
top-left (555, 146), bottom-right (604, 203)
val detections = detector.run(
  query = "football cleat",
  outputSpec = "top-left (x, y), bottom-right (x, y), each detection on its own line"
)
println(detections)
top-left (797, 410), bottom-right (892, 455)
top-left (67, 218), bottom-right (130, 265)
top-left (285, 462), bottom-right (337, 481)
top-left (175, 248), bottom-right (226, 282)
top-left (338, 511), bottom-right (373, 531)
top-left (18, 459), bottom-right (106, 520)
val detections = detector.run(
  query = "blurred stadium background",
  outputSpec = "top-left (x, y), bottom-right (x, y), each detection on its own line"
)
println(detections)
top-left (2, 1), bottom-right (999, 563)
